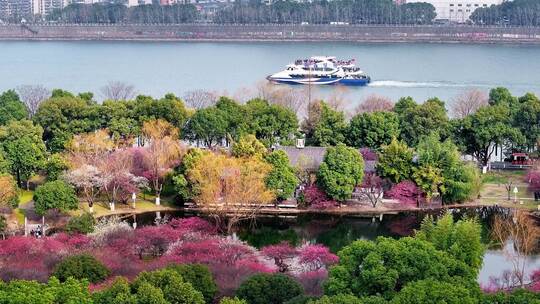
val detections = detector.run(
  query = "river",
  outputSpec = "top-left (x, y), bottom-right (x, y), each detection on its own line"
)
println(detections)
top-left (127, 208), bottom-right (540, 287)
top-left (2, 41), bottom-right (540, 110)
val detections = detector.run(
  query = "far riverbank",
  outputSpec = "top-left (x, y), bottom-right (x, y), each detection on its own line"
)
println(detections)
top-left (2, 24), bottom-right (540, 44)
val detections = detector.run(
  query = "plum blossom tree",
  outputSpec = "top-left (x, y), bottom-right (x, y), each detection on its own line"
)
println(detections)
top-left (261, 242), bottom-right (299, 273)
top-left (63, 165), bottom-right (103, 213)
top-left (298, 244), bottom-right (338, 272)
top-left (141, 119), bottom-right (183, 204)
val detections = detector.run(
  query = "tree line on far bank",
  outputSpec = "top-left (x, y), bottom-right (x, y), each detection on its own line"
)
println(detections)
top-left (24, 0), bottom-right (436, 25)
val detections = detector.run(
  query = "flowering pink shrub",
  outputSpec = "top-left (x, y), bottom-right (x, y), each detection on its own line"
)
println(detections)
top-left (0, 216), bottom-right (336, 296)
top-left (298, 244), bottom-right (338, 272)
top-left (168, 217), bottom-right (217, 235)
top-left (53, 233), bottom-right (92, 250)
top-left (529, 269), bottom-right (540, 292)
top-left (526, 170), bottom-right (540, 192)
top-left (0, 236), bottom-right (68, 281)
top-left (303, 185), bottom-right (337, 210)
top-left (386, 180), bottom-right (422, 207)
top-left (261, 242), bottom-right (299, 272)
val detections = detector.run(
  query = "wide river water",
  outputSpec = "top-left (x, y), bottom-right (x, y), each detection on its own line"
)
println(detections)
top-left (2, 41), bottom-right (540, 110)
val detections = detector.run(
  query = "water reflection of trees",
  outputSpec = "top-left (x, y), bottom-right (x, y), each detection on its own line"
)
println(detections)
top-left (491, 211), bottom-right (540, 288)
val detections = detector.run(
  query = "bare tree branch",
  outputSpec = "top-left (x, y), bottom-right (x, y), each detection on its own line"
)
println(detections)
top-left (16, 85), bottom-right (50, 118)
top-left (100, 81), bottom-right (136, 101)
top-left (354, 94), bottom-right (394, 114)
top-left (451, 89), bottom-right (488, 119)
top-left (182, 89), bottom-right (219, 109)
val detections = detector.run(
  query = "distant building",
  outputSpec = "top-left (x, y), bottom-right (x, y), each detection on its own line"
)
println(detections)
top-left (404, 0), bottom-right (504, 23)
top-left (0, 0), bottom-right (32, 18)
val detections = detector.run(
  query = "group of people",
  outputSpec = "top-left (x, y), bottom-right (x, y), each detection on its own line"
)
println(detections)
top-left (29, 225), bottom-right (44, 238)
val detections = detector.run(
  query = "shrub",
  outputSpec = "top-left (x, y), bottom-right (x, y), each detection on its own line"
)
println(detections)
top-left (236, 273), bottom-right (304, 304)
top-left (33, 180), bottom-right (78, 215)
top-left (53, 254), bottom-right (110, 283)
top-left (66, 213), bottom-right (96, 234)
top-left (386, 180), bottom-right (422, 207)
top-left (132, 269), bottom-right (205, 304)
top-left (220, 297), bottom-right (248, 304)
top-left (92, 277), bottom-right (137, 304)
top-left (167, 264), bottom-right (218, 303)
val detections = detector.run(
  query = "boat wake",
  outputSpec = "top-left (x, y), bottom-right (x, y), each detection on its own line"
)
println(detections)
top-left (368, 80), bottom-right (491, 88)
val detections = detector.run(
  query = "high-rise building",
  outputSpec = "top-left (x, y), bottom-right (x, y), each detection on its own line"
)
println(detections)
top-left (0, 0), bottom-right (32, 18)
top-left (404, 0), bottom-right (504, 23)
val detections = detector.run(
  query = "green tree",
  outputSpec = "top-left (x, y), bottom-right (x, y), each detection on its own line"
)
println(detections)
top-left (92, 277), bottom-right (137, 304)
top-left (308, 295), bottom-right (387, 304)
top-left (172, 148), bottom-right (208, 203)
top-left (66, 212), bottom-right (96, 234)
top-left (311, 102), bottom-right (347, 146)
top-left (244, 99), bottom-right (298, 147)
top-left (488, 87), bottom-right (517, 107)
top-left (317, 144), bottom-right (364, 201)
top-left (264, 150), bottom-right (299, 200)
top-left (390, 279), bottom-right (480, 304)
top-left (232, 134), bottom-right (267, 158)
top-left (183, 107), bottom-right (227, 147)
top-left (0, 277), bottom-right (93, 304)
top-left (481, 288), bottom-right (540, 304)
top-left (53, 254), bottom-right (110, 283)
top-left (395, 97), bottom-right (449, 147)
top-left (453, 104), bottom-right (523, 166)
top-left (0, 120), bottom-right (46, 187)
top-left (132, 269), bottom-right (205, 304)
top-left (133, 94), bottom-right (189, 133)
top-left (220, 297), bottom-right (248, 304)
top-left (324, 237), bottom-right (473, 299)
top-left (33, 95), bottom-right (102, 152)
top-left (215, 97), bottom-right (247, 143)
top-left (513, 93), bottom-right (540, 150)
top-left (33, 180), bottom-right (78, 215)
top-left (0, 90), bottom-right (28, 125)
top-left (416, 213), bottom-right (484, 274)
top-left (45, 153), bottom-right (69, 181)
top-left (346, 111), bottom-right (400, 150)
top-left (167, 264), bottom-right (218, 304)
top-left (414, 133), bottom-right (479, 203)
top-left (236, 273), bottom-right (304, 304)
top-left (376, 138), bottom-right (413, 183)
top-left (135, 282), bottom-right (168, 304)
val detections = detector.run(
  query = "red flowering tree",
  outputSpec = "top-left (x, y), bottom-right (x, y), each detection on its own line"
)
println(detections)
top-left (386, 180), bottom-right (422, 207)
top-left (302, 185), bottom-right (337, 210)
top-left (261, 242), bottom-right (299, 273)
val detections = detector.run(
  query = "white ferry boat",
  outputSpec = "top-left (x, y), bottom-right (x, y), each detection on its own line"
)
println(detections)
top-left (267, 56), bottom-right (371, 86)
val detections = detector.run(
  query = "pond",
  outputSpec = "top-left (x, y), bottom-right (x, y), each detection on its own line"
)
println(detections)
top-left (124, 207), bottom-right (540, 286)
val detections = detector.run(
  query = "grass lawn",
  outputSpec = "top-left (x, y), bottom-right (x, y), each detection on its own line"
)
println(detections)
top-left (18, 190), bottom-right (34, 207)
top-left (482, 170), bottom-right (527, 184)
top-left (75, 198), bottom-right (178, 218)
top-left (479, 170), bottom-right (538, 210)
top-left (12, 208), bottom-right (25, 225)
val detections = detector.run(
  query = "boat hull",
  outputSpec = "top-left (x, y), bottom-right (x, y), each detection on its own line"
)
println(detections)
top-left (267, 76), bottom-right (370, 86)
